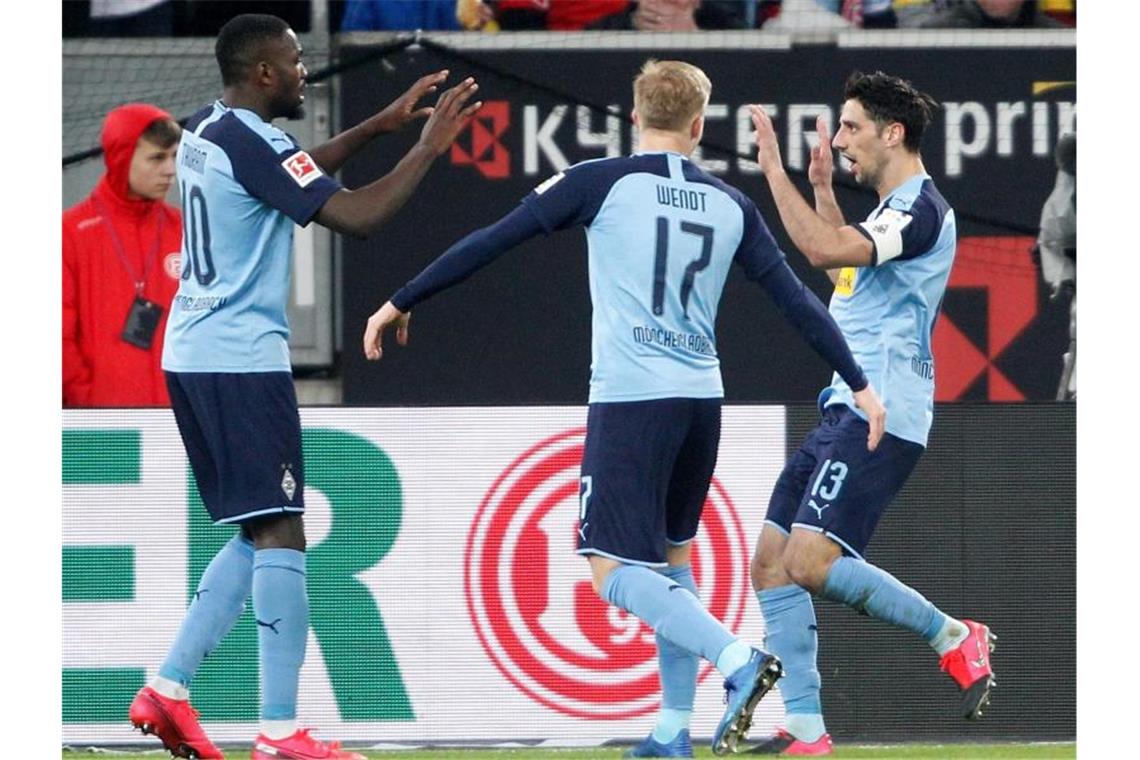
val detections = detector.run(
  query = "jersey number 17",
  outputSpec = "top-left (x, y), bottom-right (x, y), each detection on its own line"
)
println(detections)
top-left (652, 217), bottom-right (713, 319)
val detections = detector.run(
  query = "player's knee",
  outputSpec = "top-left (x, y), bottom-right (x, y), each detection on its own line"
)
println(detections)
top-left (784, 552), bottom-right (826, 594)
top-left (246, 513), bottom-right (307, 551)
top-left (750, 550), bottom-right (785, 590)
top-left (588, 559), bottom-right (614, 597)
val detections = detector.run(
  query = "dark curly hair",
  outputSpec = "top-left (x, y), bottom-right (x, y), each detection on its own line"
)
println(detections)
top-left (844, 71), bottom-right (939, 153)
top-left (215, 13), bottom-right (290, 87)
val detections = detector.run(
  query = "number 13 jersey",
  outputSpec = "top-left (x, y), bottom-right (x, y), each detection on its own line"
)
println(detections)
top-left (162, 101), bottom-right (341, 373)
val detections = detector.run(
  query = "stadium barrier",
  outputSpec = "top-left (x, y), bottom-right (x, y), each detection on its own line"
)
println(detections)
top-left (62, 402), bottom-right (1073, 747)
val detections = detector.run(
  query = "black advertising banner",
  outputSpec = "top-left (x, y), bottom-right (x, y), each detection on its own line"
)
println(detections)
top-left (339, 42), bottom-right (1075, 405)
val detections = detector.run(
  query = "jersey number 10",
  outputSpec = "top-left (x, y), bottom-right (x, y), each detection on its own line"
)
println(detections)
top-left (653, 217), bottom-right (713, 319)
top-left (180, 181), bottom-right (217, 286)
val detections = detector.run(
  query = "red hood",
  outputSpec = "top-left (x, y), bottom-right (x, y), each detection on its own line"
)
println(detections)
top-left (100, 103), bottom-right (174, 202)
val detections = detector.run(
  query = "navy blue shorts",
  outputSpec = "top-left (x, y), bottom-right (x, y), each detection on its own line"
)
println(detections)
top-left (576, 397), bottom-right (721, 567)
top-left (765, 404), bottom-right (924, 559)
top-left (166, 371), bottom-right (305, 525)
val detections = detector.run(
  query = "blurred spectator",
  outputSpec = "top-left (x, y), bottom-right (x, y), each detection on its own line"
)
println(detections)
top-left (341, 0), bottom-right (463, 31)
top-left (1032, 128), bottom-right (1076, 400)
top-left (1039, 0), bottom-right (1076, 26)
top-left (85, 0), bottom-right (175, 36)
top-left (587, 0), bottom-right (751, 29)
top-left (761, 0), bottom-right (855, 29)
top-left (461, 0), bottom-right (629, 30)
top-left (810, 0), bottom-right (899, 26)
top-left (900, 0), bottom-right (1066, 28)
top-left (63, 104), bottom-right (183, 407)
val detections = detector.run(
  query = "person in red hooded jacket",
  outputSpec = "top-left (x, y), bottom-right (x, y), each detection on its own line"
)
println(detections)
top-left (63, 103), bottom-right (183, 407)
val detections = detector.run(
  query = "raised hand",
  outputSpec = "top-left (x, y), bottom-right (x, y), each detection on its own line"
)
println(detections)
top-left (363, 301), bottom-right (410, 361)
top-left (749, 104), bottom-right (783, 176)
top-left (417, 77), bottom-right (483, 156)
top-left (808, 115), bottom-right (835, 188)
top-left (372, 70), bottom-right (450, 134)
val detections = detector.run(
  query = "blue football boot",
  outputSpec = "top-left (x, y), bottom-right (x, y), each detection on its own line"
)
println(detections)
top-left (624, 728), bottom-right (693, 758)
top-left (711, 648), bottom-right (783, 756)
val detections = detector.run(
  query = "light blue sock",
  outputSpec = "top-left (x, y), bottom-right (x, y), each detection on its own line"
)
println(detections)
top-left (652, 708), bottom-right (691, 744)
top-left (758, 584), bottom-right (824, 742)
top-left (253, 548), bottom-right (309, 721)
top-left (821, 557), bottom-right (946, 640)
top-left (159, 535), bottom-right (254, 686)
top-left (652, 565), bottom-right (698, 741)
top-left (601, 565), bottom-right (737, 673)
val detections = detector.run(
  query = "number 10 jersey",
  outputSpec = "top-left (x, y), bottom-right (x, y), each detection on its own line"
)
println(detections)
top-left (162, 101), bottom-right (341, 373)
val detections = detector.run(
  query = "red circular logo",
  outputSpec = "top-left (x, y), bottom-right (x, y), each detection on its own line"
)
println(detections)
top-left (464, 427), bottom-right (749, 719)
top-left (163, 251), bottom-right (182, 280)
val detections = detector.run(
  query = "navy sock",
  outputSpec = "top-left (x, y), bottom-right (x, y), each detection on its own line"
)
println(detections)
top-left (159, 535), bottom-right (254, 686)
top-left (253, 548), bottom-right (308, 721)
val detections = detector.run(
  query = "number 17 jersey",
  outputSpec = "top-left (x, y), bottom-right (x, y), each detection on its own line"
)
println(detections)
top-left (521, 151), bottom-right (785, 403)
top-left (162, 101), bottom-right (341, 373)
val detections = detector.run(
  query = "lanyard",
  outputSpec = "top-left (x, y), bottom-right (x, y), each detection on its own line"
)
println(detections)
top-left (93, 197), bottom-right (165, 297)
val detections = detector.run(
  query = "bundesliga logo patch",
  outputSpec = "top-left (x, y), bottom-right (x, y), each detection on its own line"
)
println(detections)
top-left (281, 151), bottom-right (323, 188)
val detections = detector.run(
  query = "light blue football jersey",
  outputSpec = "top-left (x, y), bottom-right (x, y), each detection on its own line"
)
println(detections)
top-left (522, 151), bottom-right (786, 403)
top-left (162, 101), bottom-right (341, 372)
top-left (820, 173), bottom-right (956, 446)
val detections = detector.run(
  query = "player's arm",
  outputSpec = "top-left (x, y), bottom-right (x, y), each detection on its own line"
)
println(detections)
top-left (750, 105), bottom-right (872, 273)
top-left (807, 116), bottom-right (846, 229)
top-left (804, 116), bottom-right (849, 283)
top-left (754, 260), bottom-right (885, 450)
top-left (734, 196), bottom-right (884, 449)
top-left (363, 162), bottom-right (602, 360)
top-left (315, 78), bottom-right (482, 238)
top-left (308, 70), bottom-right (449, 174)
top-left (362, 204), bottom-right (546, 360)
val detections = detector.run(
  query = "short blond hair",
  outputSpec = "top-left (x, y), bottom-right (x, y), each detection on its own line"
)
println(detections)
top-left (633, 59), bottom-right (711, 132)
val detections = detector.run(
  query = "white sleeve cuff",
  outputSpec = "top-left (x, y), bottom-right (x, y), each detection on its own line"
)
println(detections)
top-left (858, 208), bottom-right (914, 264)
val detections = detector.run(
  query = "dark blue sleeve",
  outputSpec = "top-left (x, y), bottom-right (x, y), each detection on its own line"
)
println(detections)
top-left (731, 196), bottom-right (787, 281)
top-left (757, 261), bottom-right (868, 392)
top-left (520, 162), bottom-right (612, 233)
top-left (391, 204), bottom-right (546, 312)
top-left (892, 193), bottom-right (942, 262)
top-left (223, 127), bottom-right (342, 226)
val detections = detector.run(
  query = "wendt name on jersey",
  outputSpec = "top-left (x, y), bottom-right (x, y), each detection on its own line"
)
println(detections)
top-left (656, 184), bottom-right (708, 212)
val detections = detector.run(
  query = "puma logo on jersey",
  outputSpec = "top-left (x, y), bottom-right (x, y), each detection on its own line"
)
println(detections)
top-left (808, 498), bottom-right (829, 519)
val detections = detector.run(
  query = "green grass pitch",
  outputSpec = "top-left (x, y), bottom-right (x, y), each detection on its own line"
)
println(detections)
top-left (62, 742), bottom-right (1075, 759)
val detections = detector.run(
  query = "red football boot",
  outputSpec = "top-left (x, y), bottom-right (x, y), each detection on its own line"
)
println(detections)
top-left (129, 685), bottom-right (224, 758)
top-left (747, 729), bottom-right (833, 756)
top-left (939, 619), bottom-right (997, 719)
top-left (250, 728), bottom-right (366, 760)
